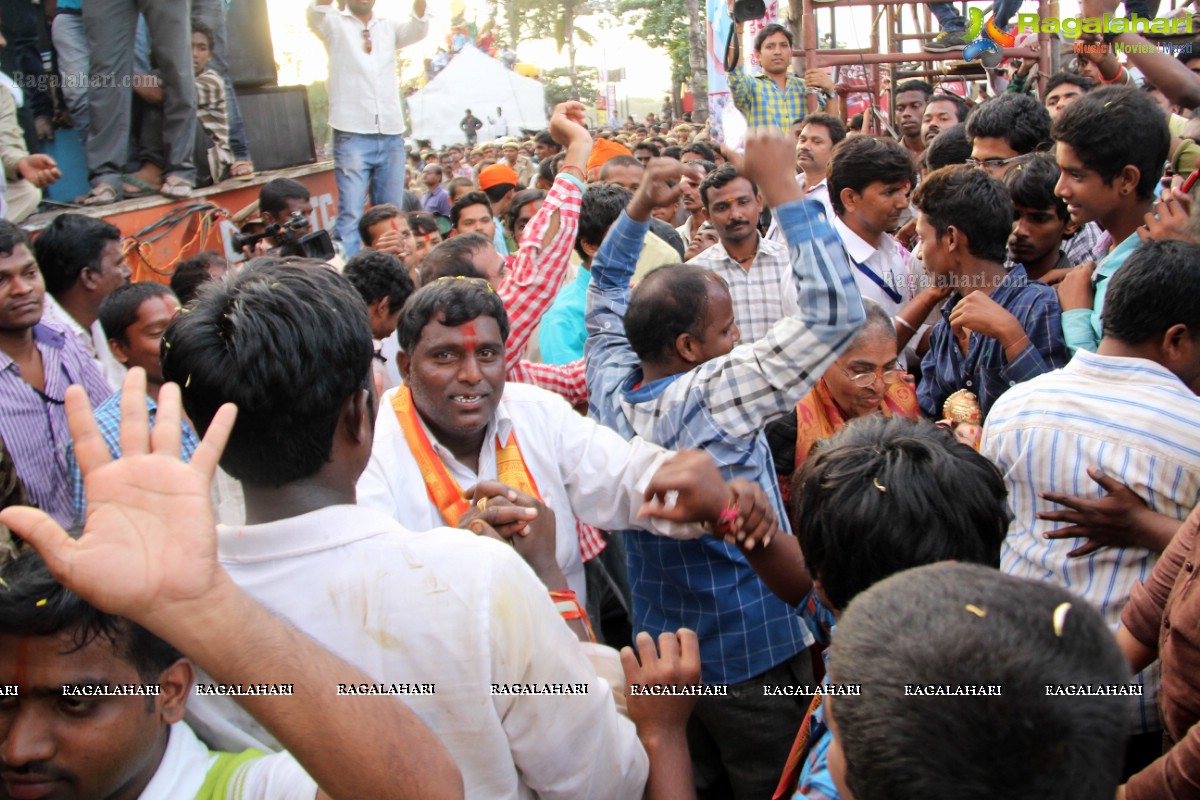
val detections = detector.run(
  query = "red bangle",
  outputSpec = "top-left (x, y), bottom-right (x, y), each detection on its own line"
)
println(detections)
top-left (1098, 66), bottom-right (1126, 84)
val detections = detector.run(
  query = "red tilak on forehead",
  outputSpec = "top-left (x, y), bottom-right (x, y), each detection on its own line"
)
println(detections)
top-left (13, 637), bottom-right (29, 686)
top-left (463, 322), bottom-right (477, 348)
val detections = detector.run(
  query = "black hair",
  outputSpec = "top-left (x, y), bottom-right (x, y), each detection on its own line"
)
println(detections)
top-left (1003, 152), bottom-right (1069, 221)
top-left (691, 159), bottom-right (718, 175)
top-left (927, 93), bottom-right (970, 123)
top-left (534, 130), bottom-right (562, 151)
top-left (357, 203), bottom-right (405, 247)
top-left (98, 282), bottom-right (176, 343)
top-left (397, 277), bottom-right (511, 353)
top-left (32, 213), bottom-right (122, 296)
top-left (406, 211), bottom-right (440, 237)
top-left (191, 18), bottom-right (215, 50)
top-left (699, 164), bottom-right (759, 210)
top-left (1051, 86), bottom-right (1169, 199)
top-left (911, 165), bottom-right (1012, 263)
top-left (925, 123), bottom-right (972, 171)
top-left (0, 550), bottom-right (182, 682)
top-left (538, 152), bottom-right (564, 185)
top-left (343, 250), bottom-right (416, 315)
top-left (847, 113), bottom-right (864, 131)
top-left (753, 22), bottom-right (794, 52)
top-left (662, 145), bottom-right (683, 160)
top-left (576, 183), bottom-right (633, 260)
top-left (827, 136), bottom-right (915, 216)
top-left (0, 219), bottom-right (32, 257)
top-left (830, 563), bottom-right (1131, 800)
top-left (170, 251), bottom-right (228, 308)
top-left (423, 164), bottom-right (444, 178)
top-left (683, 141), bottom-right (716, 162)
top-left (600, 154), bottom-right (644, 180)
top-left (895, 79), bottom-right (934, 99)
top-left (506, 189), bottom-right (546, 238)
top-left (419, 233), bottom-right (493, 285)
top-left (1044, 72), bottom-right (1094, 99)
top-left (259, 179), bottom-right (310, 219)
top-left (625, 264), bottom-right (714, 364)
top-left (1102, 239), bottom-right (1200, 345)
top-left (965, 93), bottom-right (1051, 155)
top-left (801, 112), bottom-right (848, 147)
top-left (483, 183), bottom-right (516, 205)
top-left (451, 191), bottom-right (494, 229)
top-left (791, 415), bottom-right (1009, 612)
top-left (161, 261), bottom-right (373, 487)
top-left (634, 140), bottom-right (661, 158)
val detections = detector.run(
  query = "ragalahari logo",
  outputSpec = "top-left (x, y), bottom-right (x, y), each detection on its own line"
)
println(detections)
top-left (962, 9), bottom-right (1015, 65)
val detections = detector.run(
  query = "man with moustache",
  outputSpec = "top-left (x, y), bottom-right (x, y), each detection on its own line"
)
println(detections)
top-left (894, 80), bottom-right (934, 161)
top-left (921, 93), bottom-right (969, 147)
top-left (795, 112), bottom-right (845, 219)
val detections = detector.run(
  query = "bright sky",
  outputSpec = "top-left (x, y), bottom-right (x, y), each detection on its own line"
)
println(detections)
top-left (268, 0), bottom-right (673, 99)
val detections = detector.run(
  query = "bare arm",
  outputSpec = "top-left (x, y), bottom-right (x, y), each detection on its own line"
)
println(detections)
top-left (0, 371), bottom-right (463, 800)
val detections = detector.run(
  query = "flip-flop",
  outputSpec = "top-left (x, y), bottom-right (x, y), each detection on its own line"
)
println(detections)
top-left (120, 173), bottom-right (159, 198)
top-left (80, 184), bottom-right (122, 206)
top-left (230, 160), bottom-right (255, 179)
top-left (160, 176), bottom-right (193, 199)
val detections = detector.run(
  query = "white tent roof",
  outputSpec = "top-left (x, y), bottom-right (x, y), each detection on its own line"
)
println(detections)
top-left (408, 46), bottom-right (548, 148)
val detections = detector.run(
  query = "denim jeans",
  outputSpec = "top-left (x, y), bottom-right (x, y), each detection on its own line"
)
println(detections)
top-left (333, 130), bottom-right (407, 256)
top-left (51, 13), bottom-right (89, 146)
top-left (929, 2), bottom-right (966, 31)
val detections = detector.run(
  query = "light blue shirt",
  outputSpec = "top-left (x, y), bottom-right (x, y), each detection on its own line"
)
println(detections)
top-left (1060, 231), bottom-right (1140, 354)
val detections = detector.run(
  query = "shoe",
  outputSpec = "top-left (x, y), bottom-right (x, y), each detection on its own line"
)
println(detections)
top-left (924, 31), bottom-right (970, 52)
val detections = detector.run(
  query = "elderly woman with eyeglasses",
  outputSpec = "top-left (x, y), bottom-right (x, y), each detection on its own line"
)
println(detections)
top-left (769, 300), bottom-right (920, 501)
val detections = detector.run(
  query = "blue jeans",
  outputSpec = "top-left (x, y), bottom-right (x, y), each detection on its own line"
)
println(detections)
top-left (993, 0), bottom-right (1026, 29)
top-left (929, 2), bottom-right (966, 31)
top-left (333, 130), bottom-right (407, 257)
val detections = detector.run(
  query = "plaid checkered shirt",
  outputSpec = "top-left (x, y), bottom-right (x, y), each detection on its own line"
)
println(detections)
top-left (728, 66), bottom-right (808, 132)
top-left (497, 170), bottom-right (603, 560)
top-left (584, 199), bottom-right (866, 684)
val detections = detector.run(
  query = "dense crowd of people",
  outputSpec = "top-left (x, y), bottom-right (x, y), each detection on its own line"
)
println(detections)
top-left (2, 0), bottom-right (1200, 798)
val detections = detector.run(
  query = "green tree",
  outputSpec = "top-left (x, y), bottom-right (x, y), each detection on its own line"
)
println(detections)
top-left (496, 0), bottom-right (598, 100)
top-left (617, 0), bottom-right (708, 122)
top-left (542, 65), bottom-right (599, 107)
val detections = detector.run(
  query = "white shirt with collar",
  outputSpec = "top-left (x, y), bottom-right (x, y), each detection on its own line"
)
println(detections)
top-left (796, 174), bottom-right (835, 220)
top-left (357, 381), bottom-right (698, 605)
top-left (139, 722), bottom-right (315, 800)
top-left (306, 2), bottom-right (430, 134)
top-left (831, 216), bottom-right (918, 318)
top-left (42, 292), bottom-right (126, 391)
top-left (186, 504), bottom-right (649, 799)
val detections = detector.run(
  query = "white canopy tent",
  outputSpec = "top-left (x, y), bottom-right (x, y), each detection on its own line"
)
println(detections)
top-left (408, 46), bottom-right (548, 148)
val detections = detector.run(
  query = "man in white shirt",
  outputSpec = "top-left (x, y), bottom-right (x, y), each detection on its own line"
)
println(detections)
top-left (308, 0), bottom-right (429, 257)
top-left (490, 106), bottom-right (509, 139)
top-left (34, 212), bottom-right (130, 389)
top-left (357, 276), bottom-right (748, 607)
top-left (983, 239), bottom-right (1200, 770)
top-left (826, 136), bottom-right (923, 357)
top-left (794, 112), bottom-right (844, 219)
top-left (160, 260), bottom-right (729, 798)
top-left (0, 369), bottom-right (462, 799)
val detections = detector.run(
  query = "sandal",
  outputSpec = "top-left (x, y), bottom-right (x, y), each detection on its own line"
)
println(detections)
top-left (80, 184), bottom-right (121, 206)
top-left (120, 173), bottom-right (160, 198)
top-left (160, 176), bottom-right (193, 199)
top-left (230, 160), bottom-right (254, 179)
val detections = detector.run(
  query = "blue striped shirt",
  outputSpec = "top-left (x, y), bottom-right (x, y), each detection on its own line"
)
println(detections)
top-left (68, 392), bottom-right (200, 526)
top-left (0, 320), bottom-right (111, 528)
top-left (918, 265), bottom-right (1071, 419)
top-left (584, 199), bottom-right (865, 684)
top-left (983, 350), bottom-right (1200, 734)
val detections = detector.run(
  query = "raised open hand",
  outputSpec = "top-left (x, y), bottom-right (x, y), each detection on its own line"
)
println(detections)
top-left (0, 369), bottom-right (237, 626)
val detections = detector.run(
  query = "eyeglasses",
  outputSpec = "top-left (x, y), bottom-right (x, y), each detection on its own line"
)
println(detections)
top-left (839, 362), bottom-right (904, 388)
top-left (965, 156), bottom-right (1020, 171)
top-left (361, 28), bottom-right (372, 55)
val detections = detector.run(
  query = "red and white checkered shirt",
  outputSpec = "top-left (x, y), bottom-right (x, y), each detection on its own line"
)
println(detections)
top-left (497, 172), bottom-right (605, 561)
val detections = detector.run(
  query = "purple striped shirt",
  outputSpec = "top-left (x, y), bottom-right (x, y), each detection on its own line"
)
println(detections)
top-left (0, 320), bottom-right (112, 528)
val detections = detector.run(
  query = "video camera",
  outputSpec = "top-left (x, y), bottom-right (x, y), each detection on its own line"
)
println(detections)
top-left (233, 210), bottom-right (336, 260)
top-left (732, 0), bottom-right (766, 22)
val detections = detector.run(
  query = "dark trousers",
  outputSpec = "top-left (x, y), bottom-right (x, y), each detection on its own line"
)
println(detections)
top-left (84, 0), bottom-right (195, 187)
top-left (690, 649), bottom-right (815, 800)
